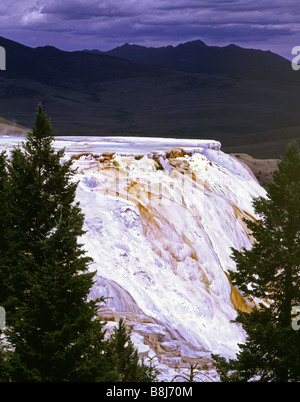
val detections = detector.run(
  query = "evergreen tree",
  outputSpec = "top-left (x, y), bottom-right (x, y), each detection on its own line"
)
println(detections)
top-left (0, 151), bottom-right (10, 380)
top-left (0, 151), bottom-right (8, 245)
top-left (212, 141), bottom-right (300, 382)
top-left (0, 104), bottom-right (112, 381)
top-left (0, 151), bottom-right (10, 307)
top-left (106, 318), bottom-right (160, 382)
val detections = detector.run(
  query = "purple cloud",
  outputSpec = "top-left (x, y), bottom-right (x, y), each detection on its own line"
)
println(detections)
top-left (0, 0), bottom-right (299, 58)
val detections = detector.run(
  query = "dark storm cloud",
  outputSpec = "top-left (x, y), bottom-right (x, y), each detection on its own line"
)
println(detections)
top-left (0, 0), bottom-right (299, 57)
top-left (41, 0), bottom-right (142, 20)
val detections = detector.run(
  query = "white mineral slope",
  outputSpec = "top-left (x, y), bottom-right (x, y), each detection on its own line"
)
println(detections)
top-left (64, 138), bottom-right (266, 360)
top-left (0, 135), bottom-right (267, 374)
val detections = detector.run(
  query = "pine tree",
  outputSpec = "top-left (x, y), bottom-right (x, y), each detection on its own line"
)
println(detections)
top-left (0, 104), bottom-right (112, 381)
top-left (0, 151), bottom-right (10, 307)
top-left (106, 318), bottom-right (160, 382)
top-left (212, 141), bottom-right (300, 382)
top-left (0, 150), bottom-right (11, 381)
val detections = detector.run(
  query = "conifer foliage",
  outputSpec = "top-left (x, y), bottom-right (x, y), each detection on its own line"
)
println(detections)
top-left (106, 318), bottom-right (160, 382)
top-left (0, 105), bottom-right (158, 382)
top-left (0, 151), bottom-right (10, 306)
top-left (212, 141), bottom-right (300, 382)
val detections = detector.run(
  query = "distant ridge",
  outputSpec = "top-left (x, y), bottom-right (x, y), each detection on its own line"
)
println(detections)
top-left (0, 35), bottom-right (296, 89)
top-left (0, 35), bottom-right (300, 158)
top-left (0, 35), bottom-right (161, 88)
top-left (105, 39), bottom-right (295, 84)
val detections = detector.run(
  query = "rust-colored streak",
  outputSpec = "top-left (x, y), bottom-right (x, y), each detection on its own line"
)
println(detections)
top-left (224, 272), bottom-right (252, 313)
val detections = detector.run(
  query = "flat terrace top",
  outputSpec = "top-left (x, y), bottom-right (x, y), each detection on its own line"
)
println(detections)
top-left (0, 135), bottom-right (221, 155)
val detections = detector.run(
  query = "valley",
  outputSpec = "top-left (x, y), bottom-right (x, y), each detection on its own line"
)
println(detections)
top-left (1, 36), bottom-right (300, 159)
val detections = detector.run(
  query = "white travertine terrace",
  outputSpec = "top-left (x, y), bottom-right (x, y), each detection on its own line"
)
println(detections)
top-left (0, 134), bottom-right (266, 381)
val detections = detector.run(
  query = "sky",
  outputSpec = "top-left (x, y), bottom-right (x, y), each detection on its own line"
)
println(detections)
top-left (0, 0), bottom-right (299, 59)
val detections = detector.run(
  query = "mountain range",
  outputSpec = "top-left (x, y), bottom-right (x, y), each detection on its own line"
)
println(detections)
top-left (105, 40), bottom-right (296, 85)
top-left (1, 36), bottom-right (300, 158)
